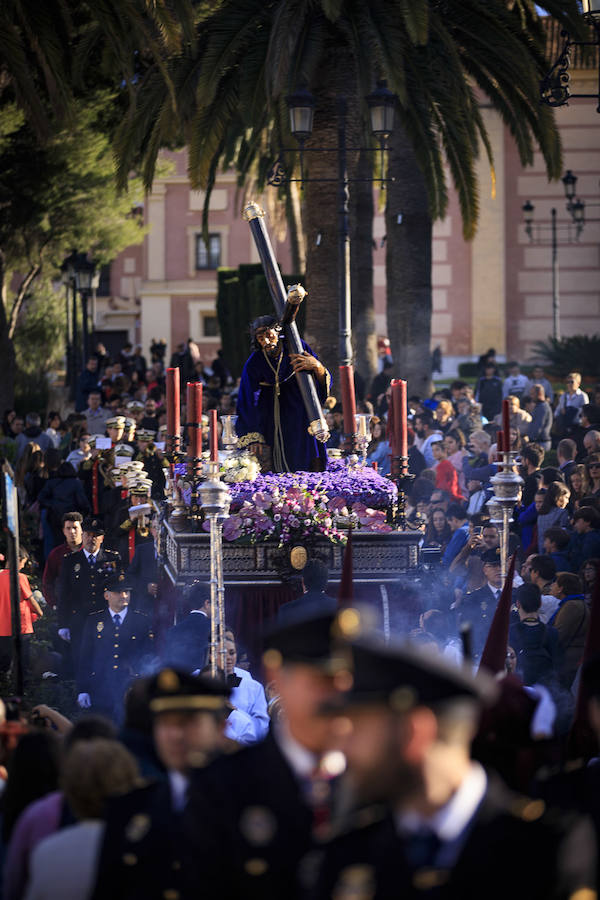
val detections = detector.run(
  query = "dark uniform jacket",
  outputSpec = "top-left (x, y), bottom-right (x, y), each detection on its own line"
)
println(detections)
top-left (77, 607), bottom-right (154, 716)
top-left (277, 591), bottom-right (338, 626)
top-left (57, 547), bottom-right (120, 649)
top-left (315, 776), bottom-right (597, 900)
top-left (161, 612), bottom-right (210, 672)
top-left (92, 778), bottom-right (183, 900)
top-left (126, 541), bottom-right (159, 614)
top-left (458, 584), bottom-right (501, 658)
top-left (182, 732), bottom-right (331, 899)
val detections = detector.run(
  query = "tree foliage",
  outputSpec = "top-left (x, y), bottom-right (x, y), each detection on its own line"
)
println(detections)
top-left (0, 91), bottom-right (146, 411)
top-left (531, 335), bottom-right (600, 378)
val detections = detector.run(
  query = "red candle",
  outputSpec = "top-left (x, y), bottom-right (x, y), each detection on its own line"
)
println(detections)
top-left (371, 461), bottom-right (378, 472)
top-left (496, 431), bottom-right (504, 453)
top-left (339, 365), bottom-right (357, 437)
top-left (166, 367), bottom-right (180, 454)
top-left (186, 382), bottom-right (203, 458)
top-left (502, 398), bottom-right (510, 450)
top-left (391, 379), bottom-right (408, 461)
top-left (209, 408), bottom-right (219, 463)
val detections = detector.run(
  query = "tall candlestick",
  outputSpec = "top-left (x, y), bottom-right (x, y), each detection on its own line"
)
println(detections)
top-left (339, 365), bottom-right (357, 440)
top-left (502, 398), bottom-right (510, 451)
top-left (496, 431), bottom-right (504, 454)
top-left (166, 367), bottom-right (180, 454)
top-left (186, 382), bottom-right (203, 459)
top-left (209, 408), bottom-right (219, 462)
top-left (391, 379), bottom-right (407, 462)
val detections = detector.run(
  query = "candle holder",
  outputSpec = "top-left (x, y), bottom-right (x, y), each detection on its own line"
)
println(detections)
top-left (165, 436), bottom-right (188, 531)
top-left (198, 462), bottom-right (231, 677)
top-left (354, 414), bottom-right (372, 467)
top-left (390, 454), bottom-right (414, 530)
top-left (220, 415), bottom-right (239, 459)
top-left (488, 450), bottom-right (523, 583)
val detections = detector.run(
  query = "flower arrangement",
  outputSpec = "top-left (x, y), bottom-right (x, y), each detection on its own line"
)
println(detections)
top-left (227, 458), bottom-right (397, 510)
top-left (220, 453), bottom-right (260, 484)
top-left (217, 484), bottom-right (347, 546)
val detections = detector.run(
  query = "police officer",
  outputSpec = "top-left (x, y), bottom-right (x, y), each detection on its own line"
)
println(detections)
top-left (57, 517), bottom-right (120, 669)
top-left (76, 570), bottom-right (155, 721)
top-left (459, 548), bottom-right (506, 658)
top-left (135, 430), bottom-right (167, 501)
top-left (182, 613), bottom-right (347, 899)
top-left (314, 624), bottom-right (597, 900)
top-left (91, 669), bottom-right (231, 900)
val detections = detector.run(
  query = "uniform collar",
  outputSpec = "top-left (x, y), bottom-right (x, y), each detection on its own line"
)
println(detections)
top-left (395, 762), bottom-right (487, 843)
top-left (274, 722), bottom-right (319, 780)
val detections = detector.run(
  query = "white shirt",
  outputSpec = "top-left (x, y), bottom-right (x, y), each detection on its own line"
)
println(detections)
top-left (110, 607), bottom-right (128, 626)
top-left (83, 548), bottom-right (100, 565)
top-left (539, 592), bottom-right (560, 624)
top-left (168, 770), bottom-right (189, 812)
top-left (225, 666), bottom-right (269, 745)
top-left (396, 762), bottom-right (487, 867)
top-left (274, 722), bottom-right (318, 780)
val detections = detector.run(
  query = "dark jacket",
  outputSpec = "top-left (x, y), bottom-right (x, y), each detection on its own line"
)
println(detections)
top-left (126, 541), bottom-right (159, 613)
top-left (315, 775), bottom-right (597, 900)
top-left (568, 529), bottom-right (600, 572)
top-left (92, 778), bottom-right (182, 900)
top-left (475, 375), bottom-right (503, 420)
top-left (508, 620), bottom-right (562, 687)
top-left (77, 607), bottom-right (155, 714)
top-left (183, 732), bottom-right (331, 900)
top-left (277, 590), bottom-right (338, 626)
top-left (161, 612), bottom-right (210, 672)
top-left (527, 401), bottom-right (553, 449)
top-left (37, 466), bottom-right (90, 528)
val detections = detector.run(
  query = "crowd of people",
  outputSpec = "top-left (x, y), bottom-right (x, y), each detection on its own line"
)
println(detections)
top-left (0, 337), bottom-right (599, 897)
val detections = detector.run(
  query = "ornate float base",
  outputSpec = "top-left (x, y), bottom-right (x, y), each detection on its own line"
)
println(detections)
top-left (161, 521), bottom-right (422, 588)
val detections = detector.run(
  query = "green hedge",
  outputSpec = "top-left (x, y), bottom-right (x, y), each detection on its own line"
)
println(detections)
top-left (216, 264), bottom-right (304, 378)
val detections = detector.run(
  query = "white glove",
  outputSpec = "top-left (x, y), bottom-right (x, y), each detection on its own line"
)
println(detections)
top-left (31, 589), bottom-right (46, 607)
top-left (77, 693), bottom-right (91, 709)
top-left (58, 628), bottom-right (71, 642)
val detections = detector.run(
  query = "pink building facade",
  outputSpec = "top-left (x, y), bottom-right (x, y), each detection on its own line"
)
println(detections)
top-left (96, 65), bottom-right (600, 377)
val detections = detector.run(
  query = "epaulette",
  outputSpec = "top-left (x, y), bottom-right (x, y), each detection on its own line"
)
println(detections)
top-left (88, 609), bottom-right (104, 618)
top-left (325, 804), bottom-right (388, 842)
top-left (509, 795), bottom-right (546, 822)
top-left (120, 519), bottom-right (133, 531)
top-left (536, 758), bottom-right (585, 782)
top-left (104, 549), bottom-right (120, 558)
top-left (81, 459), bottom-right (93, 471)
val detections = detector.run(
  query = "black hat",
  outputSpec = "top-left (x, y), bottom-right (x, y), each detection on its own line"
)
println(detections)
top-left (82, 517), bottom-right (105, 535)
top-left (148, 669), bottom-right (230, 715)
top-left (480, 548), bottom-right (501, 565)
top-left (323, 633), bottom-right (495, 713)
top-left (103, 570), bottom-right (133, 592)
top-left (263, 612), bottom-right (346, 673)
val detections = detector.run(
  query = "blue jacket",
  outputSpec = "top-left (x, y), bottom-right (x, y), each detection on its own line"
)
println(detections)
top-left (568, 530), bottom-right (600, 572)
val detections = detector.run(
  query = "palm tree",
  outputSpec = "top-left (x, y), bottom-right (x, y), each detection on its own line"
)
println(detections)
top-left (102, 0), bottom-right (584, 392)
top-left (0, 0), bottom-right (196, 140)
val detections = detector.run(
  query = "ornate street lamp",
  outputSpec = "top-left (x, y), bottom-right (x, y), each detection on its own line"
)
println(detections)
top-left (540, 10), bottom-right (600, 113)
top-left (72, 254), bottom-right (99, 364)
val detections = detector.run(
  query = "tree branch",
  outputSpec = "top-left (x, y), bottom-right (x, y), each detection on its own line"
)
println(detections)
top-left (7, 264), bottom-right (42, 340)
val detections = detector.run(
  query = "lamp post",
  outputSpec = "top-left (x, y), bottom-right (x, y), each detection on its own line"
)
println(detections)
top-left (272, 81), bottom-right (396, 369)
top-left (72, 255), bottom-right (99, 365)
top-left (522, 171), bottom-right (587, 341)
top-left (540, 4), bottom-right (600, 113)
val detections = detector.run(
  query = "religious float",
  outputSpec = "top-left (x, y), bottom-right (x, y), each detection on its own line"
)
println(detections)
top-left (158, 202), bottom-right (429, 657)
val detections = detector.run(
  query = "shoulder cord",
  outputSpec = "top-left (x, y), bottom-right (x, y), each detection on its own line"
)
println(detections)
top-left (262, 349), bottom-right (291, 473)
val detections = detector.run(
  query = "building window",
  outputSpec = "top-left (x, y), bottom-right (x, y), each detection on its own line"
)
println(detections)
top-left (202, 315), bottom-right (219, 338)
top-left (195, 234), bottom-right (221, 269)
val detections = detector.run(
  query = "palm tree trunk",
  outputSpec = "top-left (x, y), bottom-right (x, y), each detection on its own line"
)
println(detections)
top-left (385, 126), bottom-right (433, 397)
top-left (304, 47), bottom-right (361, 397)
top-left (351, 149), bottom-right (377, 398)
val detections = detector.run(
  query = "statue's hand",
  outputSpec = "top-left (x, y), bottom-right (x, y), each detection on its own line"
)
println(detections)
top-left (289, 351), bottom-right (323, 376)
top-left (286, 284), bottom-right (307, 306)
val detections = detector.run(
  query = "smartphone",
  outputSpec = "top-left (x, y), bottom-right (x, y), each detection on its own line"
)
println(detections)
top-left (473, 526), bottom-right (483, 536)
